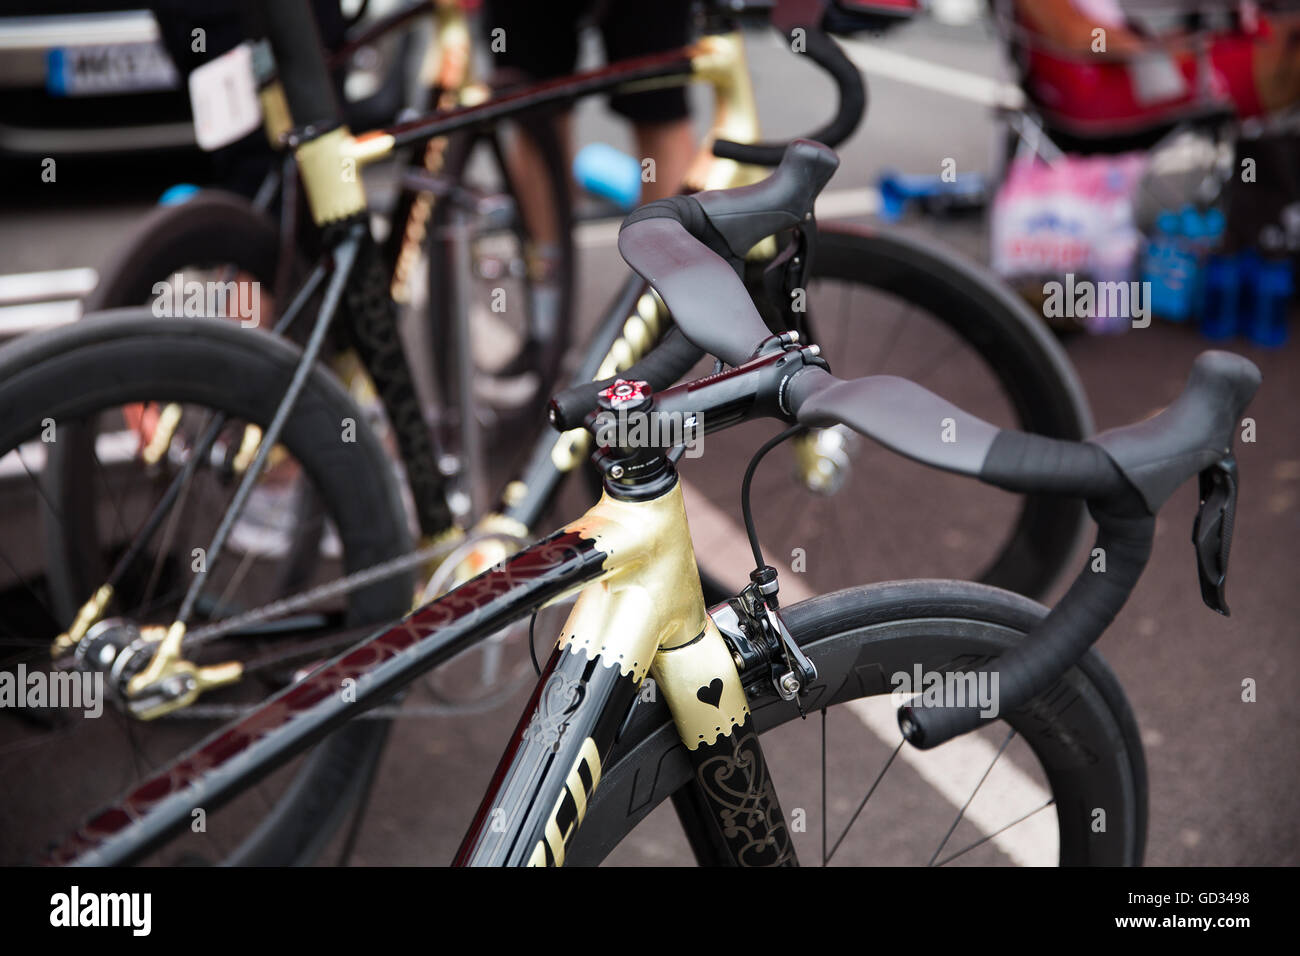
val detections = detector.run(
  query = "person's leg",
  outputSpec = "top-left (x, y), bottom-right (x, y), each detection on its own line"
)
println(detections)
top-left (601, 0), bottom-right (695, 200)
top-left (633, 119), bottom-right (695, 201)
top-left (505, 111), bottom-right (573, 247)
top-left (479, 0), bottom-right (582, 246)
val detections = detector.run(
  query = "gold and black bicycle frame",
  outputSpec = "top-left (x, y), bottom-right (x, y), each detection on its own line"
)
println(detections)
top-left (456, 472), bottom-right (795, 866)
top-left (51, 0), bottom-right (787, 697)
top-left (47, 454), bottom-right (799, 866)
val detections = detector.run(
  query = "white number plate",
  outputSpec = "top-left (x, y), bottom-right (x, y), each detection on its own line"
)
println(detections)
top-left (47, 42), bottom-right (179, 97)
top-left (188, 43), bottom-right (263, 152)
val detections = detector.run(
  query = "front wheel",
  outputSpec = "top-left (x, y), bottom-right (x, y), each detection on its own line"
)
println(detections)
top-left (574, 580), bottom-right (1147, 866)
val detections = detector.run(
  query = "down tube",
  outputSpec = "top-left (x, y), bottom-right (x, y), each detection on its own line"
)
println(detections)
top-left (454, 640), bottom-right (642, 866)
top-left (47, 529), bottom-right (607, 866)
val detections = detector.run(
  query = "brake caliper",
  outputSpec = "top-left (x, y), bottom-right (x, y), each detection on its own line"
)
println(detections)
top-left (711, 567), bottom-right (817, 710)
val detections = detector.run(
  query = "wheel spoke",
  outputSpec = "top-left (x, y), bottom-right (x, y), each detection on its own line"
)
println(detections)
top-left (867, 299), bottom-right (913, 375)
top-left (824, 724), bottom-right (905, 866)
top-left (88, 418), bottom-right (136, 549)
top-left (927, 726), bottom-right (1017, 866)
top-left (903, 334), bottom-right (965, 388)
top-left (6, 445), bottom-right (67, 632)
top-left (139, 430), bottom-right (202, 612)
top-left (933, 799), bottom-right (1057, 867)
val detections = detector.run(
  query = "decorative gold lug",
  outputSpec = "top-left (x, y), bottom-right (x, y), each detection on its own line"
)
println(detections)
top-left (557, 483), bottom-right (709, 683)
top-left (295, 127), bottom-right (395, 226)
top-left (687, 33), bottom-right (766, 193)
top-left (141, 403), bottom-right (182, 466)
top-left (259, 81), bottom-right (292, 147)
top-left (348, 130), bottom-right (397, 166)
top-left (50, 583), bottom-right (113, 657)
top-left (651, 619), bottom-right (750, 749)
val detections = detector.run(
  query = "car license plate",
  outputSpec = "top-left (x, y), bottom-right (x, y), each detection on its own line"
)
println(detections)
top-left (47, 42), bottom-right (178, 97)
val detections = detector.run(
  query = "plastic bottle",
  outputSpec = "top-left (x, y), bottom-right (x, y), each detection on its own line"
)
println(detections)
top-left (1146, 211), bottom-right (1196, 322)
top-left (1243, 257), bottom-right (1293, 347)
top-left (573, 143), bottom-right (642, 211)
top-left (1183, 206), bottom-right (1227, 317)
top-left (1199, 253), bottom-right (1240, 340)
top-left (159, 184), bottom-right (200, 206)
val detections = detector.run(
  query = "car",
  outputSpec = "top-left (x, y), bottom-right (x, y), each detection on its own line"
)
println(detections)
top-left (0, 1), bottom-right (416, 160)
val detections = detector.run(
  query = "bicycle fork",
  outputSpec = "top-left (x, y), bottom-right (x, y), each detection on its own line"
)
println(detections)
top-left (454, 477), bottom-right (797, 866)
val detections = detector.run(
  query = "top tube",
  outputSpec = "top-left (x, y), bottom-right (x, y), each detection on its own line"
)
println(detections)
top-left (379, 46), bottom-right (698, 149)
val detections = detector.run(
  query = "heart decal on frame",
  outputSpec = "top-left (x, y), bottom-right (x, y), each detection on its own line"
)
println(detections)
top-left (696, 678), bottom-right (724, 708)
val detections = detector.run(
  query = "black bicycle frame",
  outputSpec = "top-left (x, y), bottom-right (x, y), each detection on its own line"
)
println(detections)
top-left (48, 528), bottom-right (608, 865)
top-left (48, 472), bottom-right (797, 867)
top-left (247, 4), bottom-right (699, 539)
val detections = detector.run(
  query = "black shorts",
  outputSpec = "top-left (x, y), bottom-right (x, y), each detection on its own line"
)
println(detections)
top-left (481, 0), bottom-right (693, 124)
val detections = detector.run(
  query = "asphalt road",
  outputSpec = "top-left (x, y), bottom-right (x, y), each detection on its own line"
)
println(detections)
top-left (0, 15), bottom-right (1295, 867)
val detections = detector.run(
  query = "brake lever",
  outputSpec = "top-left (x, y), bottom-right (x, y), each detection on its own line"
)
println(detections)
top-left (1191, 455), bottom-right (1238, 615)
top-left (760, 223), bottom-right (816, 341)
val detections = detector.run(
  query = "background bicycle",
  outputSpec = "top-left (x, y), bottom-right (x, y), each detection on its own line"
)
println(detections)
top-left (0, 0), bottom-right (1295, 866)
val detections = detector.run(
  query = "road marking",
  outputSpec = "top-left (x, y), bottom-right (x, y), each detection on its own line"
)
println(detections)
top-left (0, 300), bottom-right (83, 337)
top-left (0, 267), bottom-right (97, 305)
top-left (844, 698), bottom-right (1057, 865)
top-left (680, 479), bottom-right (1056, 865)
top-left (0, 267), bottom-right (97, 338)
top-left (0, 430), bottom-right (137, 481)
top-left (840, 37), bottom-right (1025, 110)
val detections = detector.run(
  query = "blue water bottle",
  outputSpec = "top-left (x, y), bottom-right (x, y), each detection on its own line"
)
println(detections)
top-left (573, 143), bottom-right (642, 211)
top-left (1147, 212), bottom-right (1197, 322)
top-left (1143, 213), bottom-right (1174, 317)
top-left (1243, 257), bottom-right (1293, 347)
top-left (1199, 254), bottom-right (1240, 341)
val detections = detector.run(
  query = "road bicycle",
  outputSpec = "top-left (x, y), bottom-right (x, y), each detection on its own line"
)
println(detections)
top-left (20, 138), bottom-right (1260, 867)
top-left (55, 0), bottom-right (1094, 602)
top-left (1, 0), bottom-right (1091, 863)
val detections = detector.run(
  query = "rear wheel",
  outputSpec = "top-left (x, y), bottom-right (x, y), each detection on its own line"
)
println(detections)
top-left (574, 580), bottom-right (1148, 866)
top-left (0, 312), bottom-right (414, 865)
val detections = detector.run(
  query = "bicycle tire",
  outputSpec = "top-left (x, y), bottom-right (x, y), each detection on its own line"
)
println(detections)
top-left (80, 191), bottom-right (289, 314)
top-left (48, 192), bottom-right (299, 621)
top-left (571, 578), bottom-right (1148, 866)
top-left (0, 311), bottom-right (414, 866)
top-left (797, 224), bottom-right (1093, 599)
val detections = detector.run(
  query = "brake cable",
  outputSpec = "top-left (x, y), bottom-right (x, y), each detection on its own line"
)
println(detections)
top-left (736, 423), bottom-right (818, 712)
